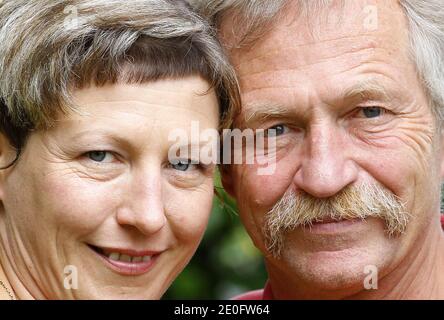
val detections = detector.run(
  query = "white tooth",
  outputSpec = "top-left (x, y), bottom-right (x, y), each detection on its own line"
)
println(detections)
top-left (120, 254), bottom-right (131, 262)
top-left (109, 253), bottom-right (120, 261)
top-left (132, 256), bottom-right (143, 263)
top-left (142, 256), bottom-right (151, 262)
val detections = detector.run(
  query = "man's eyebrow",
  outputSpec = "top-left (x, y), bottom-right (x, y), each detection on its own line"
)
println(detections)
top-left (343, 80), bottom-right (391, 101)
top-left (239, 102), bottom-right (298, 126)
top-left (238, 81), bottom-right (391, 127)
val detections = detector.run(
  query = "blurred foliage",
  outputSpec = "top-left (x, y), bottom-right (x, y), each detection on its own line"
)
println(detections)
top-left (163, 171), bottom-right (267, 299)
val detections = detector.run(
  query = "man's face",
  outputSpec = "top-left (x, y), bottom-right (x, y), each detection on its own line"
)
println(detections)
top-left (222, 0), bottom-right (443, 291)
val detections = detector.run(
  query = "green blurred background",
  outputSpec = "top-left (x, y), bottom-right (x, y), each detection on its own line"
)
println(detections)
top-left (163, 172), bottom-right (267, 299)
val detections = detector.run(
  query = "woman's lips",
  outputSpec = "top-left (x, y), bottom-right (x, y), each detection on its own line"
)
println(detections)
top-left (88, 245), bottom-right (162, 276)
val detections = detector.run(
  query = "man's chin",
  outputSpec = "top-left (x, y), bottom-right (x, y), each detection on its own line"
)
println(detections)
top-left (275, 246), bottom-right (387, 292)
top-left (271, 219), bottom-right (398, 291)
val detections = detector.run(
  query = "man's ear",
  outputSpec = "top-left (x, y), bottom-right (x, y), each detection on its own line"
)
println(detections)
top-left (220, 165), bottom-right (236, 198)
top-left (440, 123), bottom-right (444, 179)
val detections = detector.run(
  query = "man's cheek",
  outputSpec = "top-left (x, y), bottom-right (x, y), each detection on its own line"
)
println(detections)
top-left (237, 161), bottom-right (296, 208)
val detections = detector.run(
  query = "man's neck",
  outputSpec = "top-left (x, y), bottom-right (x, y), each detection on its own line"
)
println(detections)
top-left (267, 221), bottom-right (444, 299)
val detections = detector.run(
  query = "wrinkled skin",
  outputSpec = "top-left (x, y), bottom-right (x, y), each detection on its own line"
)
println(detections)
top-left (221, 0), bottom-right (444, 299)
top-left (0, 77), bottom-right (219, 299)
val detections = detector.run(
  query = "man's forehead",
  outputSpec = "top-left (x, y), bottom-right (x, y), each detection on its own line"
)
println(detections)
top-left (221, 0), bottom-right (409, 65)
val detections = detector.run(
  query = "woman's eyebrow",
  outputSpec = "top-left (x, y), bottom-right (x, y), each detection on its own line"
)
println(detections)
top-left (65, 130), bottom-right (134, 149)
top-left (69, 129), bottom-right (118, 140)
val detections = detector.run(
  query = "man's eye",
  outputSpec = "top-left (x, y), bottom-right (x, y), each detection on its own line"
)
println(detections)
top-left (361, 107), bottom-right (384, 118)
top-left (266, 124), bottom-right (289, 137)
top-left (170, 160), bottom-right (194, 172)
top-left (87, 151), bottom-right (112, 163)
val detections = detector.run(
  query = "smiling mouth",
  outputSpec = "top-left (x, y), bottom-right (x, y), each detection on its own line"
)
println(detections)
top-left (88, 244), bottom-right (161, 276)
top-left (89, 245), bottom-right (153, 262)
top-left (305, 217), bottom-right (364, 234)
top-left (312, 217), bottom-right (359, 224)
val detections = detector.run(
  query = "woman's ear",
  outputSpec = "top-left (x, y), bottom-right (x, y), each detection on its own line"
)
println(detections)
top-left (0, 133), bottom-right (16, 201)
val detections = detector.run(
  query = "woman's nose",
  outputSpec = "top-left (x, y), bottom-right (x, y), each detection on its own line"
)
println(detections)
top-left (116, 172), bottom-right (166, 235)
top-left (292, 122), bottom-right (358, 198)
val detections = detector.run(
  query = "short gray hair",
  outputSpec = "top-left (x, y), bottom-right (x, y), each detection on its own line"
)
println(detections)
top-left (0, 0), bottom-right (240, 150)
top-left (192, 0), bottom-right (444, 120)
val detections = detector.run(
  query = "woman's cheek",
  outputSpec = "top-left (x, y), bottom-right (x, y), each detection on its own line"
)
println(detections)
top-left (164, 186), bottom-right (214, 242)
top-left (39, 173), bottom-right (118, 234)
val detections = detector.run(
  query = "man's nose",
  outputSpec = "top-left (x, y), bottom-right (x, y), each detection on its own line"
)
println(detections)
top-left (116, 172), bottom-right (166, 235)
top-left (292, 122), bottom-right (358, 198)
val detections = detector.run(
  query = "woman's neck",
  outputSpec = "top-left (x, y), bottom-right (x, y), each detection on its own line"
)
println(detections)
top-left (0, 243), bottom-right (39, 300)
top-left (0, 260), bottom-right (16, 300)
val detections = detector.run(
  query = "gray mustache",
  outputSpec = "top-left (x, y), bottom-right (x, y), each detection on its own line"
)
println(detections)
top-left (264, 182), bottom-right (409, 257)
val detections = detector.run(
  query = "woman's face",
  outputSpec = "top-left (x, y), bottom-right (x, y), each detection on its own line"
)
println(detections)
top-left (0, 77), bottom-right (219, 299)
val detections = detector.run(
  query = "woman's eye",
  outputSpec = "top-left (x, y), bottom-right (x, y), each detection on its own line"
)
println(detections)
top-left (361, 107), bottom-right (384, 118)
top-left (266, 124), bottom-right (289, 137)
top-left (86, 151), bottom-right (113, 163)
